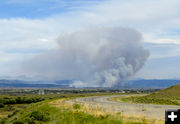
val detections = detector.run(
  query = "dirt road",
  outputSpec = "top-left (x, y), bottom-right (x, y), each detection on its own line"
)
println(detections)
top-left (67, 95), bottom-right (180, 120)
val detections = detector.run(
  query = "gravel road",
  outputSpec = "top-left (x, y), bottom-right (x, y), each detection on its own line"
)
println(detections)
top-left (67, 95), bottom-right (180, 120)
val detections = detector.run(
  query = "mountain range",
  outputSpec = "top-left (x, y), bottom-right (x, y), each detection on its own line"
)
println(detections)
top-left (0, 79), bottom-right (179, 89)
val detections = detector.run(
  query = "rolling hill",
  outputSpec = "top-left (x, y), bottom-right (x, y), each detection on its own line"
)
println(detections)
top-left (148, 83), bottom-right (180, 100)
top-left (116, 83), bottom-right (180, 105)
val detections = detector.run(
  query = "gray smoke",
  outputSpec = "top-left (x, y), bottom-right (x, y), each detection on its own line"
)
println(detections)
top-left (24, 27), bottom-right (149, 87)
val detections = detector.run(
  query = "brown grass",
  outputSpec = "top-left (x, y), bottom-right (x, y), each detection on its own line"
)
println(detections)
top-left (50, 98), bottom-right (164, 124)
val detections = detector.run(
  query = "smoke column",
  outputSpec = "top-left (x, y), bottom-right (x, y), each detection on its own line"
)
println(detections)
top-left (24, 27), bottom-right (149, 87)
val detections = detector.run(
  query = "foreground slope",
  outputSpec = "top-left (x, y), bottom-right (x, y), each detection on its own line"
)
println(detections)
top-left (4, 95), bottom-right (151, 124)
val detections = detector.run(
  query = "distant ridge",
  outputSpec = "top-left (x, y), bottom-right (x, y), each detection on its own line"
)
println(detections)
top-left (124, 79), bottom-right (180, 88)
top-left (0, 79), bottom-right (71, 88)
top-left (0, 79), bottom-right (179, 88)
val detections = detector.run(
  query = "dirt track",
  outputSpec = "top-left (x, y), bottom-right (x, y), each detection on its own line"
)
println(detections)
top-left (67, 95), bottom-right (180, 120)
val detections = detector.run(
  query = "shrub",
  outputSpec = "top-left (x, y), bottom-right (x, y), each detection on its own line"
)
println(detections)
top-left (8, 110), bottom-right (20, 118)
top-left (0, 103), bottom-right (4, 108)
top-left (4, 105), bottom-right (14, 111)
top-left (13, 120), bottom-right (24, 124)
top-left (73, 104), bottom-right (80, 109)
top-left (30, 111), bottom-right (49, 122)
top-left (24, 118), bottom-right (35, 124)
top-left (5, 99), bottom-right (16, 104)
top-left (0, 119), bottom-right (6, 124)
top-left (98, 115), bottom-right (109, 120)
top-left (16, 97), bottom-right (23, 104)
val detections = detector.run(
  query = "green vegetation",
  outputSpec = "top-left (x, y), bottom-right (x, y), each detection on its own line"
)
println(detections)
top-left (111, 83), bottom-right (180, 105)
top-left (4, 99), bottom-right (150, 124)
top-left (0, 96), bottom-right (44, 105)
top-left (148, 83), bottom-right (180, 100)
top-left (0, 92), bottom-right (122, 106)
top-left (0, 103), bottom-right (4, 108)
top-left (0, 93), bottom-right (120, 121)
top-left (73, 103), bottom-right (81, 109)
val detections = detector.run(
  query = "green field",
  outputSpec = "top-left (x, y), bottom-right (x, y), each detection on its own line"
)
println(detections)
top-left (110, 84), bottom-right (180, 105)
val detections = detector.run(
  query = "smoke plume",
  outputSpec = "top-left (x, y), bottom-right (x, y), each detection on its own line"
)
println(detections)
top-left (24, 27), bottom-right (149, 87)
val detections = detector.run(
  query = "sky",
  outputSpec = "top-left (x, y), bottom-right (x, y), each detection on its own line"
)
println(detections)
top-left (0, 0), bottom-right (180, 80)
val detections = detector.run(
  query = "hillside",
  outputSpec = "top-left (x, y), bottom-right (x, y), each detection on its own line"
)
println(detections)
top-left (148, 83), bottom-right (180, 100)
top-left (111, 83), bottom-right (180, 105)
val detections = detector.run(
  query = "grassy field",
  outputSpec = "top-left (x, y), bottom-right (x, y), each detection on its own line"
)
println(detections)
top-left (110, 84), bottom-right (180, 106)
top-left (0, 92), bottom-right (162, 124)
top-left (3, 97), bottom-right (160, 124)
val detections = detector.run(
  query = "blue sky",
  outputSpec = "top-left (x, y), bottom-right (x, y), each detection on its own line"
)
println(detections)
top-left (0, 0), bottom-right (180, 80)
top-left (0, 0), bottom-right (103, 18)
